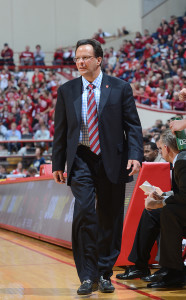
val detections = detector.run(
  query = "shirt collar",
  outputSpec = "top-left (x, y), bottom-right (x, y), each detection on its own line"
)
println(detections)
top-left (82, 71), bottom-right (103, 91)
top-left (173, 153), bottom-right (179, 167)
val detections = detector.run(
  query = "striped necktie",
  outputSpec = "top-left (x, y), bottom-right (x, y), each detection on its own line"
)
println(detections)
top-left (87, 84), bottom-right (100, 155)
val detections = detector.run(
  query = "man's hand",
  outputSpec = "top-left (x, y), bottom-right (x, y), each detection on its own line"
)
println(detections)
top-left (145, 195), bottom-right (163, 210)
top-left (127, 160), bottom-right (141, 176)
top-left (154, 186), bottom-right (163, 196)
top-left (53, 171), bottom-right (66, 184)
top-left (150, 191), bottom-right (164, 200)
top-left (169, 119), bottom-right (186, 133)
top-left (178, 88), bottom-right (186, 102)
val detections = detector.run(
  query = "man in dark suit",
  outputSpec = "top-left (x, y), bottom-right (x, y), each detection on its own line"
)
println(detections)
top-left (52, 39), bottom-right (143, 295)
top-left (144, 129), bottom-right (186, 288)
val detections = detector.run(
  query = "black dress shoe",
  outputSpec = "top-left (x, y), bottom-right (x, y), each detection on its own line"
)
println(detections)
top-left (98, 276), bottom-right (115, 293)
top-left (77, 280), bottom-right (98, 295)
top-left (116, 265), bottom-right (150, 280)
top-left (147, 270), bottom-right (185, 288)
top-left (142, 267), bottom-right (168, 282)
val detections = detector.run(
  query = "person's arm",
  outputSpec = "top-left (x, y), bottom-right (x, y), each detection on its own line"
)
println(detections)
top-left (169, 119), bottom-right (186, 133)
top-left (122, 83), bottom-right (143, 175)
top-left (164, 160), bottom-right (186, 205)
top-left (52, 86), bottom-right (67, 180)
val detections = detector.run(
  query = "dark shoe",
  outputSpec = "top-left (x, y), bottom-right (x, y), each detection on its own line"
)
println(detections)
top-left (142, 267), bottom-right (168, 282)
top-left (116, 265), bottom-right (150, 280)
top-left (147, 270), bottom-right (185, 288)
top-left (98, 276), bottom-right (115, 293)
top-left (77, 280), bottom-right (98, 295)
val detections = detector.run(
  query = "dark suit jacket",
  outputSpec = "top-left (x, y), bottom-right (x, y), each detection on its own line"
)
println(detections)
top-left (165, 150), bottom-right (186, 205)
top-left (52, 73), bottom-right (143, 185)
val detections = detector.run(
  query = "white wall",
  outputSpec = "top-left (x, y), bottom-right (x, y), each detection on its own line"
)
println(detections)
top-left (137, 105), bottom-right (181, 129)
top-left (0, 0), bottom-right (141, 55)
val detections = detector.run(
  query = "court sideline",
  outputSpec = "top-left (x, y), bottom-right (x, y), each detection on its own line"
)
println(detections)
top-left (0, 228), bottom-right (185, 299)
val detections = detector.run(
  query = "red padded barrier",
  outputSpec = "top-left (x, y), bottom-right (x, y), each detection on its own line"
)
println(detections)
top-left (115, 162), bottom-right (171, 266)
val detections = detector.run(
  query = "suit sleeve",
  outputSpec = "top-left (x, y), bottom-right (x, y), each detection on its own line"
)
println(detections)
top-left (52, 86), bottom-right (67, 172)
top-left (122, 82), bottom-right (143, 163)
top-left (165, 160), bottom-right (186, 205)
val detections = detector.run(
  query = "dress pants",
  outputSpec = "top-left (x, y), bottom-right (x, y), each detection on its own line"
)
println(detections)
top-left (128, 208), bottom-right (161, 268)
top-left (70, 145), bottom-right (126, 282)
top-left (160, 204), bottom-right (186, 271)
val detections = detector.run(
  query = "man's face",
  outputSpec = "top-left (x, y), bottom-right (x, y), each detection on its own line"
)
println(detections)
top-left (75, 44), bottom-right (102, 80)
top-left (144, 144), bottom-right (158, 162)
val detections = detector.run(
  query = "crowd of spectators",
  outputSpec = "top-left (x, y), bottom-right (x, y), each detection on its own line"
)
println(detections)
top-left (102, 14), bottom-right (186, 110)
top-left (0, 111), bottom-right (184, 178)
top-left (0, 65), bottom-right (62, 161)
top-left (0, 13), bottom-right (185, 177)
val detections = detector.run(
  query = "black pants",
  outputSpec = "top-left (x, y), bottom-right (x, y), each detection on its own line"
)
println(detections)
top-left (70, 145), bottom-right (126, 282)
top-left (128, 208), bottom-right (161, 268)
top-left (160, 204), bottom-right (186, 271)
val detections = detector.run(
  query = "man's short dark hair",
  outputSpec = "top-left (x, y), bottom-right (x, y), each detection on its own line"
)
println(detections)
top-left (160, 129), bottom-right (178, 152)
top-left (144, 142), bottom-right (158, 151)
top-left (75, 39), bottom-right (103, 58)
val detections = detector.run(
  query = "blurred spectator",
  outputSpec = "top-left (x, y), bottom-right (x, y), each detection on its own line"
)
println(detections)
top-left (26, 166), bottom-right (38, 177)
top-left (6, 122), bottom-right (21, 140)
top-left (17, 116), bottom-right (33, 135)
top-left (0, 143), bottom-right (8, 155)
top-left (34, 45), bottom-right (45, 66)
top-left (32, 68), bottom-right (45, 84)
top-left (31, 146), bottom-right (46, 171)
top-left (117, 26), bottom-right (129, 37)
top-left (0, 43), bottom-right (14, 66)
top-left (0, 68), bottom-right (9, 90)
top-left (11, 161), bottom-right (26, 175)
top-left (53, 47), bottom-right (64, 65)
top-left (93, 33), bottom-right (106, 44)
top-left (0, 164), bottom-right (7, 179)
top-left (18, 142), bottom-right (33, 155)
top-left (0, 118), bottom-right (7, 139)
top-left (157, 87), bottom-right (170, 110)
top-left (13, 66), bottom-right (23, 83)
top-left (98, 28), bottom-right (113, 38)
top-left (20, 46), bottom-right (34, 66)
top-left (6, 122), bottom-right (21, 152)
top-left (34, 123), bottom-right (50, 140)
top-left (63, 47), bottom-right (75, 65)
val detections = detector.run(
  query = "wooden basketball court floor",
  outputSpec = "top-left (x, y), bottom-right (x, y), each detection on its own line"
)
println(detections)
top-left (0, 228), bottom-right (185, 300)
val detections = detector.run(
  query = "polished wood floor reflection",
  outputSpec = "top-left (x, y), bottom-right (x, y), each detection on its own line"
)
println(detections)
top-left (0, 228), bottom-right (185, 299)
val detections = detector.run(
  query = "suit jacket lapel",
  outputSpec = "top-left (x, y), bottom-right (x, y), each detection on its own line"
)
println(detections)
top-left (99, 73), bottom-right (111, 116)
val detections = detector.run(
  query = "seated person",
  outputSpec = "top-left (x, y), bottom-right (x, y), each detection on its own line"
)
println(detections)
top-left (63, 47), bottom-right (75, 65)
top-left (117, 130), bottom-right (186, 289)
top-left (18, 142), bottom-right (33, 156)
top-left (1, 43), bottom-right (14, 66)
top-left (145, 130), bottom-right (186, 288)
top-left (34, 45), bottom-right (45, 66)
top-left (144, 142), bottom-right (165, 162)
top-left (0, 164), bottom-right (7, 179)
top-left (31, 146), bottom-right (46, 171)
top-left (6, 122), bottom-right (21, 153)
top-left (26, 166), bottom-right (38, 177)
top-left (11, 161), bottom-right (26, 175)
top-left (53, 47), bottom-right (63, 65)
top-left (20, 46), bottom-right (34, 66)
